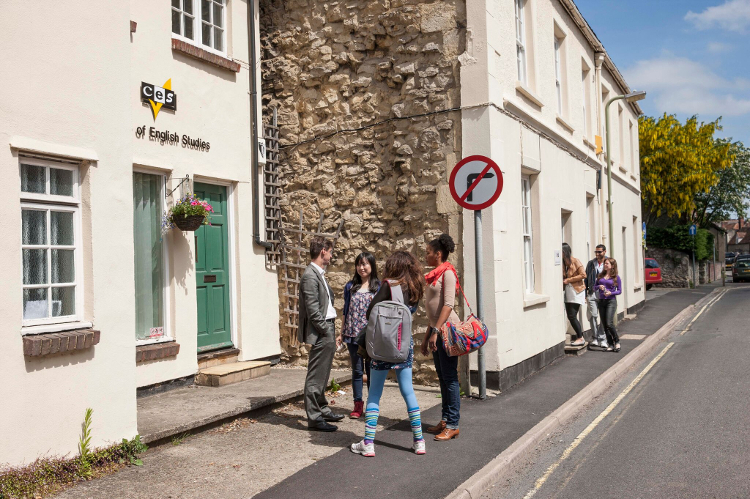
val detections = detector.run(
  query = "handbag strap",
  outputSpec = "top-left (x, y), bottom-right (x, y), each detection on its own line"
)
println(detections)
top-left (443, 273), bottom-right (474, 316)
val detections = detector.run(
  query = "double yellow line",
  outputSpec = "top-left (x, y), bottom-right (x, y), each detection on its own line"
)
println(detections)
top-left (523, 289), bottom-right (729, 499)
top-left (679, 288), bottom-right (730, 336)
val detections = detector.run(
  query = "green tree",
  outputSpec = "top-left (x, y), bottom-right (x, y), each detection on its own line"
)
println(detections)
top-left (639, 114), bottom-right (734, 225)
top-left (693, 142), bottom-right (750, 227)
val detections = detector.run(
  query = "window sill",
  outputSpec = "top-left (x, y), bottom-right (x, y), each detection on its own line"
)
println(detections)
top-left (634, 285), bottom-right (643, 292)
top-left (23, 328), bottom-right (100, 357)
top-left (630, 173), bottom-right (637, 181)
top-left (515, 81), bottom-right (544, 108)
top-left (583, 137), bottom-right (596, 151)
top-left (618, 165), bottom-right (628, 174)
top-left (556, 115), bottom-right (575, 134)
top-left (523, 293), bottom-right (550, 308)
top-left (171, 38), bottom-right (240, 73)
top-left (136, 341), bottom-right (180, 363)
top-left (22, 321), bottom-right (93, 336)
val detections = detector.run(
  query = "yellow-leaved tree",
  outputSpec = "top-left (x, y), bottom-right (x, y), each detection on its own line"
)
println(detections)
top-left (639, 114), bottom-right (734, 225)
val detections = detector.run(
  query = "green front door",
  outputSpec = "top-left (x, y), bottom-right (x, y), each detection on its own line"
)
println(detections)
top-left (194, 183), bottom-right (232, 353)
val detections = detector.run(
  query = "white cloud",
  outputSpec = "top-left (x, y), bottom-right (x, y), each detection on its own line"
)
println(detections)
top-left (625, 56), bottom-right (750, 117)
top-left (707, 41), bottom-right (732, 53)
top-left (685, 0), bottom-right (750, 32)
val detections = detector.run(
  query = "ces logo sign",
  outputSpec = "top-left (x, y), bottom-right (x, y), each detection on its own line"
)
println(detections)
top-left (141, 79), bottom-right (177, 120)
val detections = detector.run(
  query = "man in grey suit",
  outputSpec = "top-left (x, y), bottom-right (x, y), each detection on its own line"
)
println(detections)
top-left (298, 236), bottom-right (345, 431)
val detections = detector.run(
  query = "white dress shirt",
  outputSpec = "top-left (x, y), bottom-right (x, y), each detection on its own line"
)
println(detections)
top-left (310, 262), bottom-right (337, 320)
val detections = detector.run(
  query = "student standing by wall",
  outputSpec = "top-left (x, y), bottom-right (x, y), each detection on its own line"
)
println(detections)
top-left (340, 252), bottom-right (379, 419)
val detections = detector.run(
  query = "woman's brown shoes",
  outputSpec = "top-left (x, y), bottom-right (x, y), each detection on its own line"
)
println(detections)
top-left (434, 428), bottom-right (460, 441)
top-left (426, 421), bottom-right (446, 435)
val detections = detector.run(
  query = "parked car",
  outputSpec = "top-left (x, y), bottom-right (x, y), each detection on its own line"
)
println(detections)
top-left (645, 258), bottom-right (662, 290)
top-left (732, 255), bottom-right (750, 282)
top-left (726, 252), bottom-right (736, 271)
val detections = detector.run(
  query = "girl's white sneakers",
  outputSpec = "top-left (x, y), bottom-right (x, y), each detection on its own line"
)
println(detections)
top-left (350, 440), bottom-right (375, 457)
top-left (412, 439), bottom-right (426, 455)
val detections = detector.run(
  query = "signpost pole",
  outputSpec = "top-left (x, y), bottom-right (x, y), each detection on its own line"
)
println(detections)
top-left (692, 235), bottom-right (697, 288)
top-left (475, 210), bottom-right (486, 400)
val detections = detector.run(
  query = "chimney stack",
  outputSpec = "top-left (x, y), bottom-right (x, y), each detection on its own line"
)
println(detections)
top-left (740, 218), bottom-right (744, 229)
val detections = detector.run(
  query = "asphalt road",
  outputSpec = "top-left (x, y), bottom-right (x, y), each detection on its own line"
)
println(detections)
top-left (482, 281), bottom-right (750, 499)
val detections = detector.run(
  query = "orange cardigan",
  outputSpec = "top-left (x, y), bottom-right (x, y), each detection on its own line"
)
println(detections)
top-left (564, 258), bottom-right (587, 293)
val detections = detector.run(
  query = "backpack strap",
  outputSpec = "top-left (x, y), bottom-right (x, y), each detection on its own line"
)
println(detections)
top-left (388, 280), bottom-right (405, 305)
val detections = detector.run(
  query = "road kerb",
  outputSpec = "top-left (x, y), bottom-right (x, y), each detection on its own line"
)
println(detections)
top-left (445, 289), bottom-right (721, 499)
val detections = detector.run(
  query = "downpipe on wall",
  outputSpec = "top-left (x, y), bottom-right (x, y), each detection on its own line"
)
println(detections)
top-left (249, 0), bottom-right (273, 250)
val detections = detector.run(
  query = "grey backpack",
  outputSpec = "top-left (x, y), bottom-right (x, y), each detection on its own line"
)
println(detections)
top-left (366, 281), bottom-right (412, 363)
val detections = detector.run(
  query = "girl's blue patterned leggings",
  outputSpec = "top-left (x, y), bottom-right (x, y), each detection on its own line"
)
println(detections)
top-left (364, 367), bottom-right (423, 444)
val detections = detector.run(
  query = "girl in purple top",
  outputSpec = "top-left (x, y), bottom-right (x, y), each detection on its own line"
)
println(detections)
top-left (596, 258), bottom-right (622, 352)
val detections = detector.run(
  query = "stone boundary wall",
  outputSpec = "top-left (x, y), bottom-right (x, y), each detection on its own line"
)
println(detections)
top-left (646, 248), bottom-right (691, 288)
top-left (260, 0), bottom-right (467, 382)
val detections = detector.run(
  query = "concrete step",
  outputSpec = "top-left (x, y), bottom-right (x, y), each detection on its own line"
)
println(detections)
top-left (196, 361), bottom-right (271, 387)
top-left (197, 347), bottom-right (240, 370)
top-left (564, 342), bottom-right (588, 356)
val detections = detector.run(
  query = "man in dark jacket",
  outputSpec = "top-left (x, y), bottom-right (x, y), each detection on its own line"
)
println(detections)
top-left (298, 236), bottom-right (345, 431)
top-left (585, 244), bottom-right (608, 348)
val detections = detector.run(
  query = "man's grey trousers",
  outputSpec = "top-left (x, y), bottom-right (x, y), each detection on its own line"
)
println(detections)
top-left (304, 322), bottom-right (336, 422)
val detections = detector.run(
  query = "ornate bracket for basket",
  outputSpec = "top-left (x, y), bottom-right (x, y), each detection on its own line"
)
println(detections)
top-left (166, 174), bottom-right (191, 198)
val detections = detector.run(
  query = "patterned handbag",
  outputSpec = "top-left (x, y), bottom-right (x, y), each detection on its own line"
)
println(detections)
top-left (440, 280), bottom-right (489, 357)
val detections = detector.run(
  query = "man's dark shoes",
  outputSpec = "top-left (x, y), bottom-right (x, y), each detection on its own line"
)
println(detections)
top-left (308, 420), bottom-right (338, 432)
top-left (322, 413), bottom-right (345, 423)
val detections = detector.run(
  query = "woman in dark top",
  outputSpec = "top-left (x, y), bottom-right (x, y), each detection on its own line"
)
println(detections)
top-left (340, 252), bottom-right (379, 419)
top-left (350, 251), bottom-right (425, 457)
top-left (596, 258), bottom-right (622, 352)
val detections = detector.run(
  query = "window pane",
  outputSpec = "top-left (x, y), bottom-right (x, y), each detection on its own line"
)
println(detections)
top-left (184, 15), bottom-right (194, 39)
top-left (50, 168), bottom-right (74, 196)
top-left (52, 286), bottom-right (76, 317)
top-left (23, 249), bottom-right (47, 285)
top-left (21, 164), bottom-right (46, 194)
top-left (183, 0), bottom-right (193, 14)
top-left (172, 0), bottom-right (180, 7)
top-left (22, 210), bottom-right (47, 245)
top-left (202, 22), bottom-right (211, 46)
top-left (51, 249), bottom-right (75, 283)
top-left (213, 2), bottom-right (223, 27)
top-left (202, 0), bottom-right (211, 21)
top-left (172, 9), bottom-right (181, 34)
top-left (24, 288), bottom-right (48, 320)
top-left (214, 27), bottom-right (223, 51)
top-left (51, 211), bottom-right (74, 245)
top-left (133, 172), bottom-right (165, 341)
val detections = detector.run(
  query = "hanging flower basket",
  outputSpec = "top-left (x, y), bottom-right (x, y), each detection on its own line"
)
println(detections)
top-left (163, 193), bottom-right (213, 233)
top-left (173, 214), bottom-right (206, 231)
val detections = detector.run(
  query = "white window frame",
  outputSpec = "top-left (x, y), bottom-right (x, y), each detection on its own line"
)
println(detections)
top-left (554, 37), bottom-right (563, 116)
top-left (133, 169), bottom-right (173, 346)
top-left (20, 158), bottom-right (83, 328)
top-left (522, 176), bottom-right (535, 294)
top-left (618, 105), bottom-right (625, 168)
top-left (515, 0), bottom-right (527, 85)
top-left (582, 69), bottom-right (589, 139)
top-left (171, 0), bottom-right (227, 57)
top-left (629, 121), bottom-right (635, 173)
top-left (172, 0), bottom-right (197, 43)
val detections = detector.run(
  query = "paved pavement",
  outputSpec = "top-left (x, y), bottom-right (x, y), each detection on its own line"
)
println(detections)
top-left (481, 282), bottom-right (749, 499)
top-left (54, 284), bottom-right (719, 499)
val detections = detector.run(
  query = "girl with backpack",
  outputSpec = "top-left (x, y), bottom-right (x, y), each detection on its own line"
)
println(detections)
top-left (596, 258), bottom-right (622, 352)
top-left (340, 252), bottom-right (380, 419)
top-left (350, 251), bottom-right (426, 457)
top-left (421, 234), bottom-right (462, 441)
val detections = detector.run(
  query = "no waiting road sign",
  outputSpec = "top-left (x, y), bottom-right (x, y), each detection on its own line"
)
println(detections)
top-left (449, 155), bottom-right (504, 211)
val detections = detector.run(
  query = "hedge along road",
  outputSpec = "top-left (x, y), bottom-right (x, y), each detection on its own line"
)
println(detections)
top-left (481, 284), bottom-right (749, 499)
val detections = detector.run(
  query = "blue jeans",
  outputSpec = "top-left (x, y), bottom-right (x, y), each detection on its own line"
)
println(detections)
top-left (433, 338), bottom-right (460, 429)
top-left (347, 342), bottom-right (370, 402)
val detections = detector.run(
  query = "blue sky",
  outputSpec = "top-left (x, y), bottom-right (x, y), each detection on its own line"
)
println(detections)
top-left (576, 0), bottom-right (750, 145)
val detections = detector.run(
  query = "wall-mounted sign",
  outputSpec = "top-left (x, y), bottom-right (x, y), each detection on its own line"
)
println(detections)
top-left (141, 79), bottom-right (177, 120)
top-left (135, 125), bottom-right (210, 151)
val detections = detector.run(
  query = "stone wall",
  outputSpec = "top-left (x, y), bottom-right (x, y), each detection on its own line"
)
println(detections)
top-left (260, 0), bottom-right (467, 382)
top-left (646, 248), bottom-right (691, 288)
